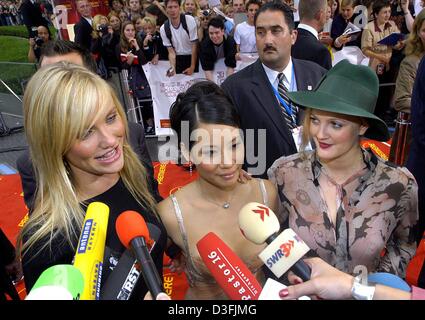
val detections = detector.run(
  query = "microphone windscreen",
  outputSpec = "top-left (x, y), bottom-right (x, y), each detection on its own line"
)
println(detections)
top-left (238, 202), bottom-right (280, 244)
top-left (368, 272), bottom-right (411, 292)
top-left (116, 210), bottom-right (150, 248)
top-left (73, 201), bottom-right (109, 300)
top-left (26, 265), bottom-right (84, 300)
top-left (197, 232), bottom-right (262, 300)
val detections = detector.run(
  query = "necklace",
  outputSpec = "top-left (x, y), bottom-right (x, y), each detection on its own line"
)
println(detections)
top-left (197, 180), bottom-right (237, 209)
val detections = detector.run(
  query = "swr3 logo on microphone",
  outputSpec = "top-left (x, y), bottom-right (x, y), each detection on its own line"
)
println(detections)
top-left (259, 229), bottom-right (310, 278)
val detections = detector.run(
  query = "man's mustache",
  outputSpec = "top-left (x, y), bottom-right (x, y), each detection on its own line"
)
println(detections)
top-left (263, 45), bottom-right (277, 52)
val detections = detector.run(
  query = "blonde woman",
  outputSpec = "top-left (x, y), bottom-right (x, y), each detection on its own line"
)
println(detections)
top-left (18, 63), bottom-right (167, 299)
top-left (268, 60), bottom-right (418, 279)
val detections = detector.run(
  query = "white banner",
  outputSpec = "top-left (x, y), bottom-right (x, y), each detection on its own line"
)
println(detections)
top-left (142, 54), bottom-right (258, 136)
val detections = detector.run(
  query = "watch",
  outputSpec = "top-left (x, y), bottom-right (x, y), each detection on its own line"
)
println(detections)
top-left (351, 275), bottom-right (376, 300)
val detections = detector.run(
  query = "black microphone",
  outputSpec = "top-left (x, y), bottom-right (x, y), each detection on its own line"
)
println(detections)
top-left (115, 211), bottom-right (163, 299)
top-left (100, 223), bottom-right (161, 300)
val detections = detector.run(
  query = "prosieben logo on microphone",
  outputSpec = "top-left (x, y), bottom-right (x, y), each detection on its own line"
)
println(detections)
top-left (258, 229), bottom-right (310, 278)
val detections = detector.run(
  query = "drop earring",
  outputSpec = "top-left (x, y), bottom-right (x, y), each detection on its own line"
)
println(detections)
top-left (189, 160), bottom-right (193, 176)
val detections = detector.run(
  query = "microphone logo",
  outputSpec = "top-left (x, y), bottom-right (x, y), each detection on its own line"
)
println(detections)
top-left (78, 219), bottom-right (95, 254)
top-left (252, 205), bottom-right (270, 221)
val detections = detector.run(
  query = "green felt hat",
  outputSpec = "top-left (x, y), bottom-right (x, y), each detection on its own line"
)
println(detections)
top-left (288, 60), bottom-right (389, 141)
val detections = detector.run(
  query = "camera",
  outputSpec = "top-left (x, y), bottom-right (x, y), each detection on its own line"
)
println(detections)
top-left (34, 37), bottom-right (44, 47)
top-left (97, 24), bottom-right (109, 35)
top-left (202, 9), bottom-right (210, 17)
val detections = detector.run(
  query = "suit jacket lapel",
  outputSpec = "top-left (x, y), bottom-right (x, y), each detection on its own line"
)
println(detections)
top-left (293, 58), bottom-right (315, 91)
top-left (249, 60), bottom-right (296, 149)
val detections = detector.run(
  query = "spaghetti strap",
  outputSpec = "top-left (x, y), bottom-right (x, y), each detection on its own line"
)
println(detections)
top-left (259, 179), bottom-right (269, 207)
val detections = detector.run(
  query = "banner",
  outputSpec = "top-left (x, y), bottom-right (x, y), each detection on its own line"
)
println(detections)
top-left (143, 54), bottom-right (258, 136)
top-left (50, 0), bottom-right (110, 40)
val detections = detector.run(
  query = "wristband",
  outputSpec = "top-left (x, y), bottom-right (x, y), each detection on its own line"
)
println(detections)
top-left (351, 275), bottom-right (376, 300)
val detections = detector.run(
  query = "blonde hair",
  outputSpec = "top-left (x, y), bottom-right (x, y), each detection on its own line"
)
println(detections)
top-left (18, 62), bottom-right (156, 258)
top-left (181, 0), bottom-right (200, 17)
top-left (141, 16), bottom-right (157, 29)
top-left (405, 9), bottom-right (425, 57)
top-left (300, 108), bottom-right (366, 157)
top-left (92, 14), bottom-right (109, 39)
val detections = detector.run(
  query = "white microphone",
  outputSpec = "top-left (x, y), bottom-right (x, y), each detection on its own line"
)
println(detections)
top-left (239, 202), bottom-right (311, 280)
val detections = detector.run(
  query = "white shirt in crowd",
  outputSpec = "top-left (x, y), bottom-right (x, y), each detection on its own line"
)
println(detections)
top-left (160, 14), bottom-right (198, 55)
top-left (297, 23), bottom-right (319, 40)
top-left (234, 21), bottom-right (257, 53)
top-left (262, 57), bottom-right (298, 93)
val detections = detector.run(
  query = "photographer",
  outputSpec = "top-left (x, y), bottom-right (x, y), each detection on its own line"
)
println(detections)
top-left (91, 14), bottom-right (120, 75)
top-left (28, 25), bottom-right (50, 63)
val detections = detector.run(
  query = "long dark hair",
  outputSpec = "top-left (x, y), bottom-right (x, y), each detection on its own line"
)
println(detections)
top-left (169, 81), bottom-right (240, 157)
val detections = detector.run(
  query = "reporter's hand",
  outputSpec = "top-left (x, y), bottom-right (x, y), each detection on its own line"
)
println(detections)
top-left (279, 257), bottom-right (354, 300)
top-left (29, 38), bottom-right (35, 47)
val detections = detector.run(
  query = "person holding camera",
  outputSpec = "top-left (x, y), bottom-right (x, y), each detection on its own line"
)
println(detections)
top-left (28, 25), bottom-right (50, 63)
top-left (91, 14), bottom-right (121, 75)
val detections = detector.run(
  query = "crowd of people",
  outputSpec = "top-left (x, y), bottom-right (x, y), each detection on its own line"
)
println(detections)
top-left (1, 0), bottom-right (425, 301)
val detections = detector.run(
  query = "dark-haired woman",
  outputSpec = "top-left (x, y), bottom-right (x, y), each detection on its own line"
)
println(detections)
top-left (157, 81), bottom-right (279, 300)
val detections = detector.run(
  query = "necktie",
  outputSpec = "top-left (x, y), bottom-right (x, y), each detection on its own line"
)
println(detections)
top-left (277, 72), bottom-right (297, 129)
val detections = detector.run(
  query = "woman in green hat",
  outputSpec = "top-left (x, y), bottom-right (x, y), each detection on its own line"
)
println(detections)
top-left (268, 60), bottom-right (418, 278)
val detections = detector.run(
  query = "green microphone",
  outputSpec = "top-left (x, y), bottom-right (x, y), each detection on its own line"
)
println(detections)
top-left (25, 265), bottom-right (85, 300)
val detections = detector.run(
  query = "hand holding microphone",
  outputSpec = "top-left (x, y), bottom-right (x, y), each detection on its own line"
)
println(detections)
top-left (238, 202), bottom-right (311, 281)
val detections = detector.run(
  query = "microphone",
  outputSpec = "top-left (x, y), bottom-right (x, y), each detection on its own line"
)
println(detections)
top-left (238, 202), bottom-right (311, 281)
top-left (73, 201), bottom-right (109, 300)
top-left (368, 272), bottom-right (411, 292)
top-left (115, 210), bottom-right (163, 299)
top-left (100, 223), bottom-right (162, 300)
top-left (196, 232), bottom-right (262, 300)
top-left (25, 265), bottom-right (84, 300)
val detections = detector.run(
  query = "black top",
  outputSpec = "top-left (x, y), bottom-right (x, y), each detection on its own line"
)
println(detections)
top-left (22, 178), bottom-right (167, 300)
top-left (199, 35), bottom-right (237, 71)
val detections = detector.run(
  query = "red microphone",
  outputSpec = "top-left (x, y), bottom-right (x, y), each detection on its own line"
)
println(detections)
top-left (115, 211), bottom-right (163, 299)
top-left (196, 232), bottom-right (262, 300)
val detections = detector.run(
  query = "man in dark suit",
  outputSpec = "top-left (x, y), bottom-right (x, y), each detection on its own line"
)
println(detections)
top-left (291, 0), bottom-right (332, 70)
top-left (17, 40), bottom-right (160, 211)
top-left (222, 1), bottom-right (326, 178)
top-left (73, 0), bottom-right (93, 50)
top-left (20, 0), bottom-right (49, 37)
